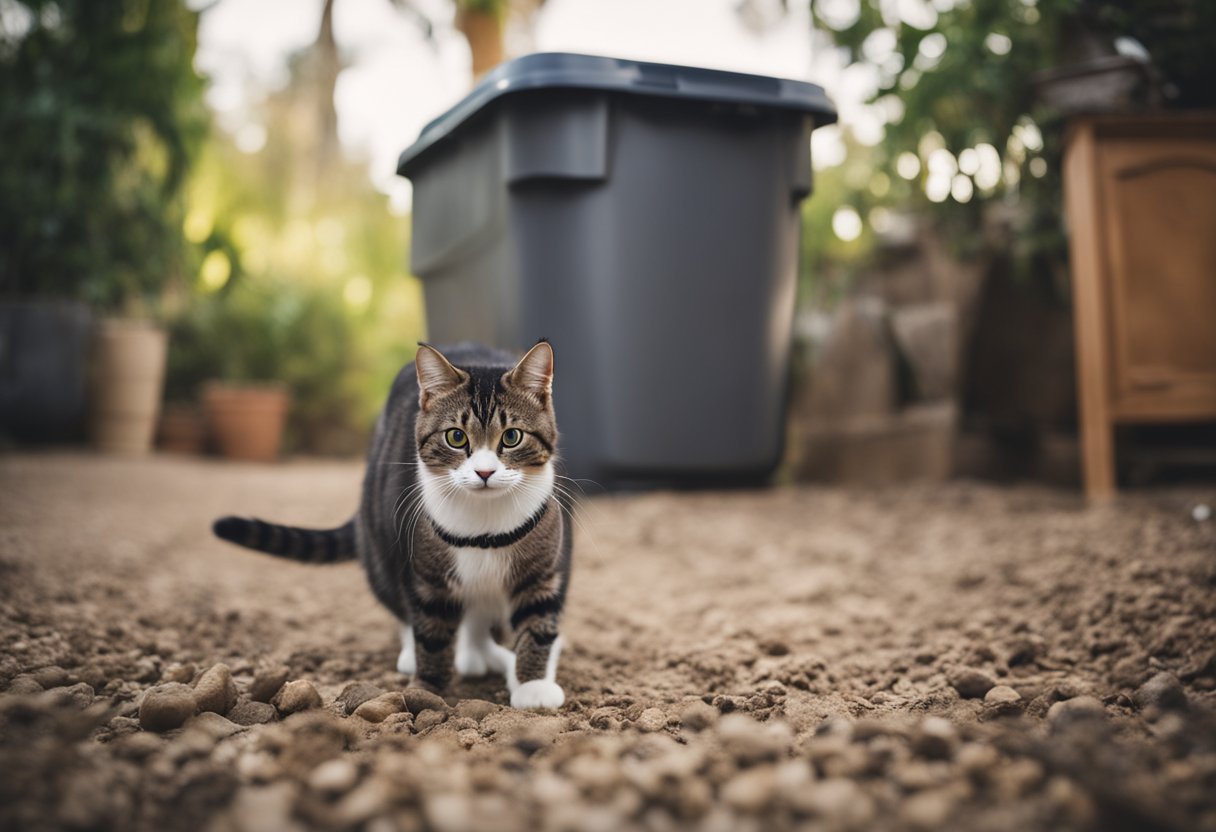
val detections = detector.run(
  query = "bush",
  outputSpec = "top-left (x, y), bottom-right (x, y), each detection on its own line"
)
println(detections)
top-left (0, 0), bottom-right (208, 312)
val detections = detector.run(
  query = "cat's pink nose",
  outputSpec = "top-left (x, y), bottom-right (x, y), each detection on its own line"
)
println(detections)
top-left (475, 470), bottom-right (494, 483)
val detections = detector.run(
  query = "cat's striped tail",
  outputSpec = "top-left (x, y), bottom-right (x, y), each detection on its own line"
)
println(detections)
top-left (212, 516), bottom-right (357, 564)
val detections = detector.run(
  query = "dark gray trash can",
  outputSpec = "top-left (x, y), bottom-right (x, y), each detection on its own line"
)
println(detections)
top-left (397, 52), bottom-right (836, 488)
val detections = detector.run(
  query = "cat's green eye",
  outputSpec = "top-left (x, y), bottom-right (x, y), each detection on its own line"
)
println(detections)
top-left (444, 428), bottom-right (468, 449)
top-left (501, 428), bottom-right (523, 448)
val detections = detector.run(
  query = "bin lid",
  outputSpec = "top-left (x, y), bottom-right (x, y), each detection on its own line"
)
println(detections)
top-left (397, 52), bottom-right (837, 178)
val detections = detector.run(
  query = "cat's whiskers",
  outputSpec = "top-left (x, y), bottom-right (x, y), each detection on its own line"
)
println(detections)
top-left (518, 475), bottom-right (597, 551)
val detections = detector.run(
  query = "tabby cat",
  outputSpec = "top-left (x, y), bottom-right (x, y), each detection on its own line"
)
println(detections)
top-left (213, 341), bottom-right (571, 710)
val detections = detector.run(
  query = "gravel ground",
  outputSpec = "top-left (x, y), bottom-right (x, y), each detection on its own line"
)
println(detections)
top-left (1, 453), bottom-right (1215, 832)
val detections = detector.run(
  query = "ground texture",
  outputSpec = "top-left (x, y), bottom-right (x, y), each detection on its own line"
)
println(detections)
top-left (1, 454), bottom-right (1215, 832)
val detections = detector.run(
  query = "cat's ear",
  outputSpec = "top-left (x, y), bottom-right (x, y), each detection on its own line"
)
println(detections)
top-left (415, 344), bottom-right (465, 411)
top-left (505, 340), bottom-right (554, 400)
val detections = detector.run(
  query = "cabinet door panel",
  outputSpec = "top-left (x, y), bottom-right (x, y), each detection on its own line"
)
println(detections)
top-left (1099, 139), bottom-right (1216, 419)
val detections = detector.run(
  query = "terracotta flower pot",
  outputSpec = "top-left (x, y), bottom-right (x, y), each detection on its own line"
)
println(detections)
top-left (203, 382), bottom-right (290, 462)
top-left (90, 320), bottom-right (168, 454)
top-left (158, 402), bottom-right (206, 455)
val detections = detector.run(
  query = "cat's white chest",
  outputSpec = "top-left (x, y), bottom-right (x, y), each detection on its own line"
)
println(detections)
top-left (452, 548), bottom-right (511, 616)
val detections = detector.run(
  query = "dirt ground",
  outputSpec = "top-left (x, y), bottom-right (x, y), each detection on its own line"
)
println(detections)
top-left (1, 453), bottom-right (1215, 832)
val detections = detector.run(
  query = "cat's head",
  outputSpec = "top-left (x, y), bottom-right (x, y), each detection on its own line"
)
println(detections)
top-left (414, 341), bottom-right (557, 500)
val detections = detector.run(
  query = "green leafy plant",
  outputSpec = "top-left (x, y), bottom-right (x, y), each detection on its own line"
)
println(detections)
top-left (805, 0), bottom-right (1216, 293)
top-left (0, 0), bottom-right (209, 313)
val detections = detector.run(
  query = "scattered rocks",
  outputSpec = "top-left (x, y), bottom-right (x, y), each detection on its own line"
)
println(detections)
top-left (336, 682), bottom-right (384, 715)
top-left (948, 668), bottom-right (996, 699)
top-left (415, 709), bottom-right (447, 732)
top-left (307, 758), bottom-right (360, 796)
top-left (161, 662), bottom-right (196, 684)
top-left (680, 700), bottom-right (718, 732)
top-left (249, 666), bottom-right (290, 704)
top-left (1005, 636), bottom-right (1044, 666)
top-left (635, 707), bottom-right (667, 733)
top-left (229, 700), bottom-right (278, 726)
top-left (184, 712), bottom-right (245, 740)
top-left (272, 681), bottom-right (322, 716)
top-left (139, 683), bottom-right (198, 732)
top-left (30, 666), bottom-right (72, 689)
top-left (721, 766), bottom-right (777, 812)
top-left (6, 675), bottom-right (43, 695)
top-left (717, 713), bottom-right (791, 764)
top-left (403, 687), bottom-right (447, 716)
top-left (454, 699), bottom-right (499, 723)
top-left (902, 787), bottom-right (958, 830)
top-left (229, 782), bottom-right (301, 832)
top-left (1133, 672), bottom-right (1188, 712)
top-left (800, 778), bottom-right (876, 827)
top-left (352, 692), bottom-right (405, 724)
top-left (911, 717), bottom-right (957, 760)
top-left (193, 663), bottom-right (237, 715)
top-left (1047, 696), bottom-right (1106, 727)
top-left (54, 682), bottom-right (94, 709)
top-left (981, 685), bottom-right (1024, 720)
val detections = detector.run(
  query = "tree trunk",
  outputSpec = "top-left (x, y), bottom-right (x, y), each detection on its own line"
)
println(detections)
top-left (456, 7), bottom-right (504, 80)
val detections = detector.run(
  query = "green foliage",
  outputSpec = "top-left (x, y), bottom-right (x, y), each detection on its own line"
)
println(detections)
top-left (805, 0), bottom-right (1216, 294)
top-left (166, 278), bottom-right (363, 451)
top-left (166, 57), bottom-right (426, 449)
top-left (0, 0), bottom-right (208, 312)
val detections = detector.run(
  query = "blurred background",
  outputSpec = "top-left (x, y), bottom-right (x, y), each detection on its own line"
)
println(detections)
top-left (2, 0), bottom-right (1214, 494)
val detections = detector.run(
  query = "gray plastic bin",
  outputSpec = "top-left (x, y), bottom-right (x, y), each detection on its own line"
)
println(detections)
top-left (397, 53), bottom-right (836, 488)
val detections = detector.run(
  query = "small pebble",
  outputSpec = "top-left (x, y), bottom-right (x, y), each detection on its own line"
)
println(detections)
top-left (249, 666), bottom-right (290, 704)
top-left (717, 713), bottom-right (792, 764)
top-left (415, 709), bottom-right (447, 732)
top-left (55, 682), bottom-right (95, 709)
top-left (981, 685), bottom-right (1024, 720)
top-left (800, 778), bottom-right (875, 826)
top-left (30, 665), bottom-right (72, 689)
top-left (635, 707), bottom-right (667, 733)
top-left (139, 683), bottom-right (198, 732)
top-left (902, 788), bottom-right (957, 830)
top-left (308, 758), bottom-right (360, 795)
top-left (184, 711), bottom-right (245, 739)
top-left (6, 675), bottom-right (44, 695)
top-left (161, 662), bottom-right (196, 684)
top-left (454, 699), bottom-right (499, 723)
top-left (403, 687), bottom-right (448, 716)
top-left (1133, 672), bottom-right (1188, 712)
top-left (229, 700), bottom-right (278, 726)
top-left (353, 692), bottom-right (406, 723)
top-left (194, 663), bottom-right (238, 715)
top-left (230, 782), bottom-right (300, 832)
top-left (1047, 696), bottom-right (1106, 726)
top-left (1193, 504), bottom-right (1211, 522)
top-left (948, 668), bottom-right (996, 699)
top-left (911, 716), bottom-right (957, 760)
top-left (273, 680), bottom-right (323, 715)
top-left (337, 682), bottom-right (384, 715)
top-left (680, 700), bottom-right (718, 732)
top-left (722, 767), bottom-right (777, 813)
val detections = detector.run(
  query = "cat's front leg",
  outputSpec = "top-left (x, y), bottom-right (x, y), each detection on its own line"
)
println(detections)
top-left (409, 596), bottom-right (460, 693)
top-left (507, 601), bottom-right (565, 709)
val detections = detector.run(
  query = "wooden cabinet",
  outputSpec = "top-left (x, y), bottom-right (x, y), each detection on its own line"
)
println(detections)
top-left (1063, 115), bottom-right (1216, 499)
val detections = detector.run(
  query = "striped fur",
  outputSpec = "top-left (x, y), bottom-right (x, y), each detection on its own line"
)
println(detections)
top-left (212, 340), bottom-right (572, 709)
top-left (211, 516), bottom-right (356, 564)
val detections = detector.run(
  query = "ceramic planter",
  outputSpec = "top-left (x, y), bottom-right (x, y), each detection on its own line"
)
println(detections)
top-left (90, 320), bottom-right (168, 454)
top-left (203, 382), bottom-right (289, 462)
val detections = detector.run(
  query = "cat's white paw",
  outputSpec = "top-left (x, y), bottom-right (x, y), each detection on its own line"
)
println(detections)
top-left (454, 642), bottom-right (488, 677)
top-left (510, 679), bottom-right (565, 710)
